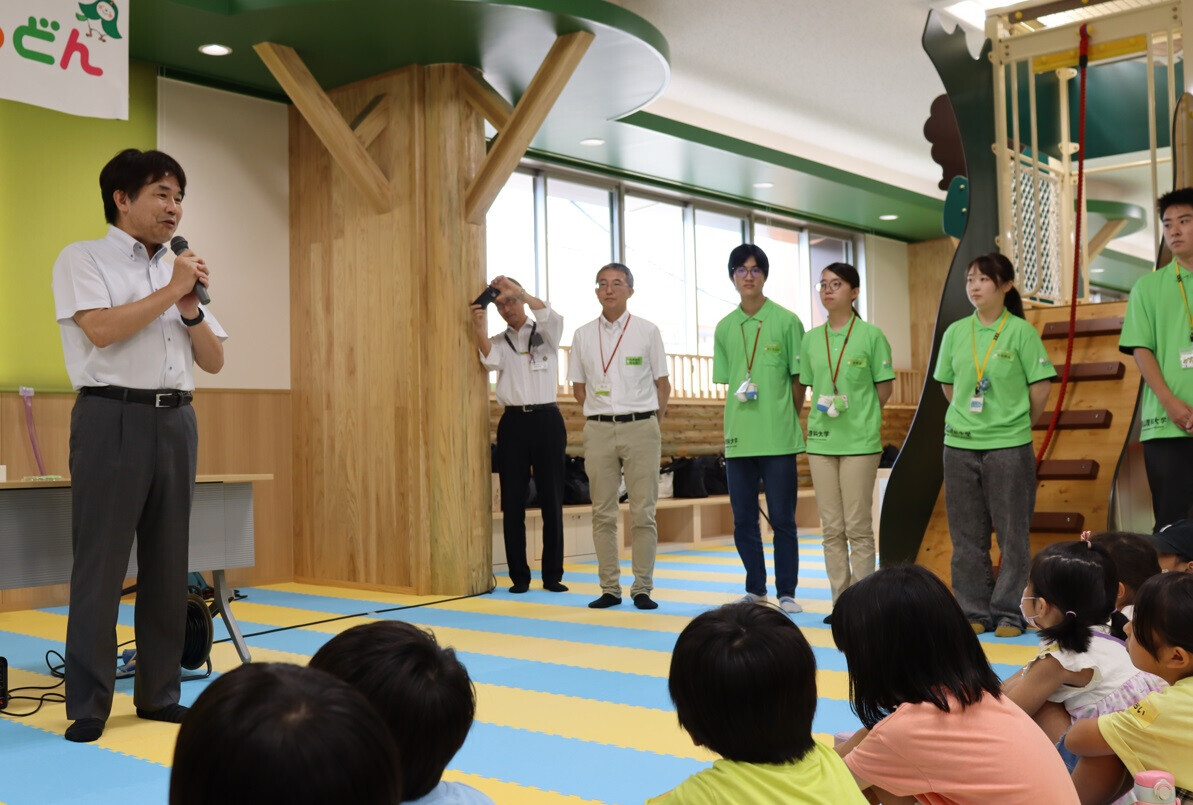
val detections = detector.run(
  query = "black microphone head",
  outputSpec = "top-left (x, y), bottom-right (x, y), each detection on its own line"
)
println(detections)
top-left (170, 235), bottom-right (189, 255)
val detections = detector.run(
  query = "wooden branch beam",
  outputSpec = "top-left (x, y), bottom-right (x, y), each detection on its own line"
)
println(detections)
top-left (351, 94), bottom-right (390, 149)
top-left (254, 42), bottom-right (392, 213)
top-left (465, 31), bottom-right (594, 224)
top-left (1086, 218), bottom-right (1128, 262)
top-left (460, 68), bottom-right (513, 131)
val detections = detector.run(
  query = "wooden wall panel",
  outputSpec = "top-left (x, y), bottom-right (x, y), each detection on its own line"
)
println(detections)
top-left (0, 389), bottom-right (292, 610)
top-left (907, 237), bottom-right (957, 378)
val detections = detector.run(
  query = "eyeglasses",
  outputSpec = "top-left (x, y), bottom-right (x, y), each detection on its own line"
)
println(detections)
top-left (733, 266), bottom-right (764, 278)
top-left (595, 280), bottom-right (628, 290)
top-left (815, 279), bottom-right (845, 292)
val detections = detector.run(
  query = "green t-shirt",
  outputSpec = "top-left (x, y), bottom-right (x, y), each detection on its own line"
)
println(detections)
top-left (799, 316), bottom-right (897, 455)
top-left (713, 298), bottom-right (806, 458)
top-left (933, 310), bottom-right (1056, 450)
top-left (647, 742), bottom-right (869, 804)
top-left (1119, 260), bottom-right (1193, 441)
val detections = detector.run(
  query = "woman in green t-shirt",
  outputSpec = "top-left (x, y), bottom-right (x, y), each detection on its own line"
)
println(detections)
top-left (799, 263), bottom-right (895, 623)
top-left (932, 253), bottom-right (1055, 638)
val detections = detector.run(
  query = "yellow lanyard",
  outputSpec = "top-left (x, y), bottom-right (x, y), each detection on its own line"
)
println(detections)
top-left (971, 309), bottom-right (1009, 395)
top-left (1177, 264), bottom-right (1193, 339)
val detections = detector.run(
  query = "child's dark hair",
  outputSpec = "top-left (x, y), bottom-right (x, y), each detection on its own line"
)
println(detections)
top-left (1089, 531), bottom-right (1160, 603)
top-left (727, 243), bottom-right (770, 281)
top-left (832, 564), bottom-right (1002, 729)
top-left (668, 602), bottom-right (816, 763)
top-left (1131, 572), bottom-right (1193, 658)
top-left (968, 253), bottom-right (1025, 318)
top-left (310, 621), bottom-right (476, 801)
top-left (1029, 540), bottom-right (1118, 653)
top-left (822, 262), bottom-right (863, 319)
top-left (170, 663), bottom-right (401, 805)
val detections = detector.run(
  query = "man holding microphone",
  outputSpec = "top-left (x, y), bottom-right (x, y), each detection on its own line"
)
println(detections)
top-left (52, 148), bottom-right (226, 742)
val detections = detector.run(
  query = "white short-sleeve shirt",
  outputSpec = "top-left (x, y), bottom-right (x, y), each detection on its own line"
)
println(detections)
top-left (567, 311), bottom-right (668, 416)
top-left (52, 225), bottom-right (228, 391)
top-left (479, 304), bottom-right (563, 407)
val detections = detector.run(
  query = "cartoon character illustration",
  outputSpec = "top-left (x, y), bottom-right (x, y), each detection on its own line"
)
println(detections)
top-left (75, 1), bottom-right (121, 42)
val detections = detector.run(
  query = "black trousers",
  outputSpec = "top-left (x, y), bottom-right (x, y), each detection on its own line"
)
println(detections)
top-left (64, 393), bottom-right (197, 721)
top-left (1143, 436), bottom-right (1193, 530)
top-left (497, 407), bottom-right (566, 585)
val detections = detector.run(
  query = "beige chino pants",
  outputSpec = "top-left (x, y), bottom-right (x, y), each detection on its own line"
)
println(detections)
top-left (582, 416), bottom-right (660, 598)
top-left (807, 452), bottom-right (881, 603)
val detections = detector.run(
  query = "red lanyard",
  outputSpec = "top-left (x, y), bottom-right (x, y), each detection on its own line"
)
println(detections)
top-left (741, 320), bottom-right (762, 376)
top-left (599, 314), bottom-right (631, 375)
top-left (825, 314), bottom-right (857, 394)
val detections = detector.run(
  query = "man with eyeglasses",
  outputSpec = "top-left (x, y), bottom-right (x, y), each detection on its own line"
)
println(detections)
top-left (713, 244), bottom-right (806, 614)
top-left (471, 275), bottom-right (568, 594)
top-left (568, 262), bottom-right (670, 610)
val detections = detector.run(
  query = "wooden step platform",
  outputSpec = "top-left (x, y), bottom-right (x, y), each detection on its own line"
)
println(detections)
top-left (1033, 409), bottom-right (1112, 429)
top-left (1041, 316), bottom-right (1124, 339)
top-left (1037, 459), bottom-right (1099, 480)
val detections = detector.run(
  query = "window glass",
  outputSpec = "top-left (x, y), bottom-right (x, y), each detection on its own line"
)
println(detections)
top-left (484, 172), bottom-right (535, 335)
top-left (624, 195), bottom-right (688, 352)
top-left (545, 178), bottom-right (614, 346)
top-left (694, 209), bottom-right (746, 356)
top-left (754, 223), bottom-right (806, 325)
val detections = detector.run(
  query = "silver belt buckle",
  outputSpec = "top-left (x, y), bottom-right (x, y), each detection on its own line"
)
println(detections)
top-left (155, 393), bottom-right (172, 408)
top-left (521, 404), bottom-right (535, 412)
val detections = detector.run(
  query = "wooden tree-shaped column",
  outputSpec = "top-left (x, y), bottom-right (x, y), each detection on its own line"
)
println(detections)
top-left (256, 33), bottom-right (592, 594)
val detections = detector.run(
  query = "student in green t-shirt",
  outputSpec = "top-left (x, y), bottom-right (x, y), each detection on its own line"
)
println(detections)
top-left (1119, 187), bottom-right (1193, 530)
top-left (799, 263), bottom-right (895, 623)
top-left (933, 253), bottom-right (1055, 638)
top-left (712, 244), bottom-right (806, 614)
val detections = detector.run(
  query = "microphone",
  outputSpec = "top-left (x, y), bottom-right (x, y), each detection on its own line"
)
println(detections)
top-left (170, 235), bottom-right (211, 305)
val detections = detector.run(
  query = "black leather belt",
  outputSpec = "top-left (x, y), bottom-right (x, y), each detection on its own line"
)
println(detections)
top-left (504, 403), bottom-right (558, 413)
top-left (81, 386), bottom-right (193, 408)
top-left (587, 411), bottom-right (656, 423)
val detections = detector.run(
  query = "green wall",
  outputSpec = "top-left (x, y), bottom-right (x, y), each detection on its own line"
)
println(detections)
top-left (0, 62), bottom-right (158, 393)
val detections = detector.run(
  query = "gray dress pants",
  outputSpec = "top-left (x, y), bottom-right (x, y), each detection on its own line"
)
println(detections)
top-left (64, 393), bottom-right (197, 721)
top-left (942, 444), bottom-right (1035, 631)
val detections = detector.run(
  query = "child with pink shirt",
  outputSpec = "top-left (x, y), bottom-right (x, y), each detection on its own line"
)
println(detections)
top-left (834, 564), bottom-right (1078, 804)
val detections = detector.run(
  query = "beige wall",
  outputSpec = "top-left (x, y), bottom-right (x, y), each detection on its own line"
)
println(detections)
top-left (863, 233), bottom-right (912, 370)
top-left (158, 78), bottom-right (291, 390)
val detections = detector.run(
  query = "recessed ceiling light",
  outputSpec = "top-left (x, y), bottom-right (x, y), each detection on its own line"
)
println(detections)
top-left (198, 44), bottom-right (233, 56)
top-left (1090, 268), bottom-right (1105, 273)
top-left (579, 138), bottom-right (605, 147)
top-left (753, 182), bottom-right (774, 189)
top-left (879, 214), bottom-right (899, 221)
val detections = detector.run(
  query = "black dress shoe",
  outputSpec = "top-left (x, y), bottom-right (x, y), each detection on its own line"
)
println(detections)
top-left (588, 593), bottom-right (623, 609)
top-left (633, 593), bottom-right (658, 610)
top-left (543, 581), bottom-right (568, 592)
top-left (65, 718), bottom-right (105, 743)
top-left (508, 582), bottom-right (530, 594)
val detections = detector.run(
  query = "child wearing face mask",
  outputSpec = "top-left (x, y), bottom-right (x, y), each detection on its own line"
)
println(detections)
top-left (1003, 538), bottom-right (1166, 772)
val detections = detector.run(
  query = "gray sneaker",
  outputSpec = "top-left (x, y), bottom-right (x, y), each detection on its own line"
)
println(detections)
top-left (778, 596), bottom-right (803, 614)
top-left (739, 593), bottom-right (768, 604)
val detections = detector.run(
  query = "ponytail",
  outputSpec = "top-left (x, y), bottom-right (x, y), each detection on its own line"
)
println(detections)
top-left (1005, 286), bottom-right (1025, 319)
top-left (1108, 609), bottom-right (1129, 642)
top-left (1038, 610), bottom-right (1095, 654)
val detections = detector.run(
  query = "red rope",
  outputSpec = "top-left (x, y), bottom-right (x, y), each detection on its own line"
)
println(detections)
top-left (1036, 24), bottom-right (1090, 468)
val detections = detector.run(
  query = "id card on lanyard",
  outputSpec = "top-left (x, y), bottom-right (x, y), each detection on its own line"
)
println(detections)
top-left (1178, 267), bottom-right (1193, 369)
top-left (504, 322), bottom-right (547, 371)
top-left (969, 310), bottom-right (1009, 414)
top-left (596, 315), bottom-right (630, 396)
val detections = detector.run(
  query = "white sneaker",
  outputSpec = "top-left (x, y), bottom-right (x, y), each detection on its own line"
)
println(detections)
top-left (739, 593), bottom-right (768, 604)
top-left (778, 596), bottom-right (803, 614)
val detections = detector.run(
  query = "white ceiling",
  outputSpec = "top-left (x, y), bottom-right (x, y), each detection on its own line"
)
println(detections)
top-left (609, 0), bottom-right (1163, 260)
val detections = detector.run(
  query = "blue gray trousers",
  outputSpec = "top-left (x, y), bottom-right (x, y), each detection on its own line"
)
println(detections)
top-left (943, 444), bottom-right (1035, 630)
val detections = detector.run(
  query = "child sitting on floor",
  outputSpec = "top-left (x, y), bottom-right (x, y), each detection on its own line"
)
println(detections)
top-left (649, 602), bottom-right (866, 804)
top-left (1066, 572), bottom-right (1193, 804)
top-left (310, 620), bottom-right (494, 805)
top-left (1003, 538), bottom-right (1165, 764)
top-left (834, 564), bottom-right (1078, 804)
top-left (1090, 530), bottom-right (1161, 634)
